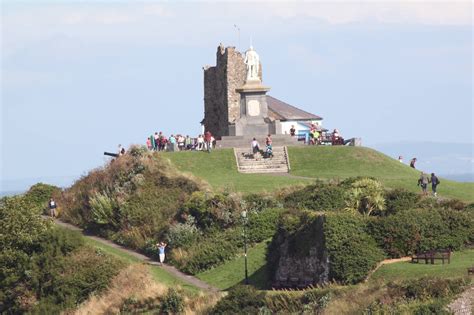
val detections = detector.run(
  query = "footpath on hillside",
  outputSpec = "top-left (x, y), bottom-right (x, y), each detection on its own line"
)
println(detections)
top-left (47, 217), bottom-right (220, 292)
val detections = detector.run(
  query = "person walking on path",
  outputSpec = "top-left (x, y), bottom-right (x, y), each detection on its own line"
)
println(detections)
top-left (431, 173), bottom-right (440, 197)
top-left (48, 197), bottom-right (57, 217)
top-left (157, 242), bottom-right (167, 265)
top-left (410, 158), bottom-right (417, 168)
top-left (251, 137), bottom-right (261, 160)
top-left (418, 172), bottom-right (430, 195)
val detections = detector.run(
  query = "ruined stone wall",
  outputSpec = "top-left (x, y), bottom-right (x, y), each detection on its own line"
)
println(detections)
top-left (271, 215), bottom-right (330, 288)
top-left (203, 45), bottom-right (261, 138)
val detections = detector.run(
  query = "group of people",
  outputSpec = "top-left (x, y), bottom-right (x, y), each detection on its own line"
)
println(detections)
top-left (146, 131), bottom-right (215, 152)
top-left (250, 134), bottom-right (274, 159)
top-left (398, 156), bottom-right (441, 197)
top-left (290, 124), bottom-right (350, 146)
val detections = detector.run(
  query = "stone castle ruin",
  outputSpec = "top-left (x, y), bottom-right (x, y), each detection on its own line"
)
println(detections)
top-left (202, 44), bottom-right (322, 142)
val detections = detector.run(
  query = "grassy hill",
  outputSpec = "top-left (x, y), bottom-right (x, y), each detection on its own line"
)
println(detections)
top-left (164, 146), bottom-right (474, 202)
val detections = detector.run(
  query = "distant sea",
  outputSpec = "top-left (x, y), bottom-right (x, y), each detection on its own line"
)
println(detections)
top-left (0, 190), bottom-right (24, 197)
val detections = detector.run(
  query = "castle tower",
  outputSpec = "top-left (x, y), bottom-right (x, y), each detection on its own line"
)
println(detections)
top-left (203, 44), bottom-right (262, 138)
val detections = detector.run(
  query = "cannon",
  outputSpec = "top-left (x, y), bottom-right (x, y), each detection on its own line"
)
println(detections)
top-left (104, 152), bottom-right (119, 158)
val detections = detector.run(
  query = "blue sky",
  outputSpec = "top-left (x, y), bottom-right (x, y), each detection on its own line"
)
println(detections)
top-left (1, 1), bottom-right (472, 189)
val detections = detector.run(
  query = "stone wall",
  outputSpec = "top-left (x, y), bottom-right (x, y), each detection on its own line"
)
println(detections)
top-left (203, 44), bottom-right (262, 138)
top-left (271, 215), bottom-right (330, 289)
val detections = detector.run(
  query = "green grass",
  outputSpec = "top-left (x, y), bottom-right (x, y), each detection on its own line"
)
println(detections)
top-left (55, 228), bottom-right (200, 293)
top-left (197, 241), bottom-right (269, 290)
top-left (288, 146), bottom-right (474, 202)
top-left (163, 146), bottom-right (473, 201)
top-left (370, 249), bottom-right (474, 282)
top-left (162, 149), bottom-right (311, 193)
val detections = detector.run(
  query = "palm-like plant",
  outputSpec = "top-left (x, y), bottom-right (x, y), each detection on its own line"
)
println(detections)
top-left (345, 178), bottom-right (386, 216)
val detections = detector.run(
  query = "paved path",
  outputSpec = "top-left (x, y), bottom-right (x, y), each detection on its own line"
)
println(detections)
top-left (448, 285), bottom-right (474, 315)
top-left (47, 217), bottom-right (220, 292)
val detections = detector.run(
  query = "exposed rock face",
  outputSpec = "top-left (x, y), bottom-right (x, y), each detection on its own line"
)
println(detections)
top-left (271, 215), bottom-right (330, 288)
top-left (203, 45), bottom-right (261, 138)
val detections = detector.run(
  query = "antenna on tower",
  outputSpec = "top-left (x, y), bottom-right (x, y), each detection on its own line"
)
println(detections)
top-left (233, 24), bottom-right (240, 49)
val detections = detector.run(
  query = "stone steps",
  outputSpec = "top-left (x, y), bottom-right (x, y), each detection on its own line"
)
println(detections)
top-left (218, 134), bottom-right (303, 148)
top-left (234, 146), bottom-right (290, 174)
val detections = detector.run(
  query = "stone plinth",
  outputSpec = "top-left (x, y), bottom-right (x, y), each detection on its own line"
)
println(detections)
top-left (230, 81), bottom-right (271, 136)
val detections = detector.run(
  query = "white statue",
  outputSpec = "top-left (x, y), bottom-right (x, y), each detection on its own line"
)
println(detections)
top-left (244, 46), bottom-right (260, 82)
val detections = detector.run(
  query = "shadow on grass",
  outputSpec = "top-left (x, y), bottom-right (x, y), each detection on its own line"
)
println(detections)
top-left (233, 264), bottom-right (270, 290)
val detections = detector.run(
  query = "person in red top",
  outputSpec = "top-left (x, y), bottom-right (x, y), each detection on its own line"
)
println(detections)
top-left (204, 131), bottom-right (213, 153)
top-left (265, 134), bottom-right (272, 146)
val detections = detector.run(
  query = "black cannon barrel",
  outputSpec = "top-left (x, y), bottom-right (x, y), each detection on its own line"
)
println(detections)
top-left (104, 152), bottom-right (119, 158)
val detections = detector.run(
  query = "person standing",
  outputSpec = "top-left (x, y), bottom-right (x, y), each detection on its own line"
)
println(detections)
top-left (431, 173), bottom-right (440, 197)
top-left (290, 125), bottom-right (296, 137)
top-left (204, 131), bottom-right (212, 153)
top-left (265, 134), bottom-right (272, 146)
top-left (410, 158), bottom-right (417, 168)
top-left (48, 198), bottom-right (57, 218)
top-left (157, 242), bottom-right (167, 265)
top-left (398, 156), bottom-right (403, 163)
top-left (418, 172), bottom-right (430, 195)
top-left (146, 138), bottom-right (152, 150)
top-left (251, 137), bottom-right (260, 159)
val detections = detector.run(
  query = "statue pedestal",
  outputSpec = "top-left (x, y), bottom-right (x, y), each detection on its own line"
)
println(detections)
top-left (230, 81), bottom-right (271, 137)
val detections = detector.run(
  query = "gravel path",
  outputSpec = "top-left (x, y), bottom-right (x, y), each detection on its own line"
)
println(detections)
top-left (448, 285), bottom-right (474, 315)
top-left (48, 217), bottom-right (220, 292)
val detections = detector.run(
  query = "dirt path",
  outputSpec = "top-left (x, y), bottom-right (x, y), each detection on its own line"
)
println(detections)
top-left (48, 217), bottom-right (220, 292)
top-left (448, 285), bottom-right (474, 315)
top-left (364, 257), bottom-right (412, 282)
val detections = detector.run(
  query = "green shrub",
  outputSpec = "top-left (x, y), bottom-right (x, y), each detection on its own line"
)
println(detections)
top-left (24, 183), bottom-right (61, 210)
top-left (246, 208), bottom-right (284, 243)
top-left (344, 178), bottom-right (386, 216)
top-left (384, 189), bottom-right (420, 215)
top-left (243, 193), bottom-right (282, 212)
top-left (89, 192), bottom-right (119, 228)
top-left (324, 213), bottom-right (384, 284)
top-left (160, 288), bottom-right (185, 314)
top-left (282, 182), bottom-right (346, 211)
top-left (210, 285), bottom-right (266, 315)
top-left (367, 209), bottom-right (474, 257)
top-left (166, 215), bottom-right (199, 248)
top-left (182, 192), bottom-right (241, 230)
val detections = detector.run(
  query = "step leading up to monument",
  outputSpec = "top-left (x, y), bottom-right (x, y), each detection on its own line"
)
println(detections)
top-left (234, 146), bottom-right (291, 174)
top-left (217, 134), bottom-right (303, 149)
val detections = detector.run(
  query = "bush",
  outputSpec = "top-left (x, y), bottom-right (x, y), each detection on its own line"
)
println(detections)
top-left (210, 285), bottom-right (266, 315)
top-left (182, 192), bottom-right (241, 230)
top-left (324, 213), bottom-right (384, 284)
top-left (344, 178), bottom-right (385, 216)
top-left (243, 193), bottom-right (282, 212)
top-left (367, 208), bottom-right (474, 257)
top-left (89, 192), bottom-right (119, 228)
top-left (384, 189), bottom-right (420, 215)
top-left (160, 288), bottom-right (185, 314)
top-left (282, 182), bottom-right (346, 211)
top-left (24, 183), bottom-right (61, 210)
top-left (246, 208), bottom-right (284, 243)
top-left (166, 215), bottom-right (199, 248)
top-left (171, 229), bottom-right (240, 274)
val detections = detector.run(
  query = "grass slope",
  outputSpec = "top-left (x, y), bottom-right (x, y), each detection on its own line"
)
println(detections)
top-left (288, 146), bottom-right (474, 202)
top-left (370, 249), bottom-right (474, 282)
top-left (197, 241), bottom-right (269, 290)
top-left (162, 150), bottom-right (310, 193)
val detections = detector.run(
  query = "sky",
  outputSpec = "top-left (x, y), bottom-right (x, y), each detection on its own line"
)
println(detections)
top-left (1, 1), bottom-right (473, 191)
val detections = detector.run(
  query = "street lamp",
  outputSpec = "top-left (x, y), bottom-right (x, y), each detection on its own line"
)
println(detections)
top-left (241, 210), bottom-right (249, 285)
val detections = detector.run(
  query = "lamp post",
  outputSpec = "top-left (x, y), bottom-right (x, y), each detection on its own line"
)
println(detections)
top-left (241, 210), bottom-right (249, 285)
